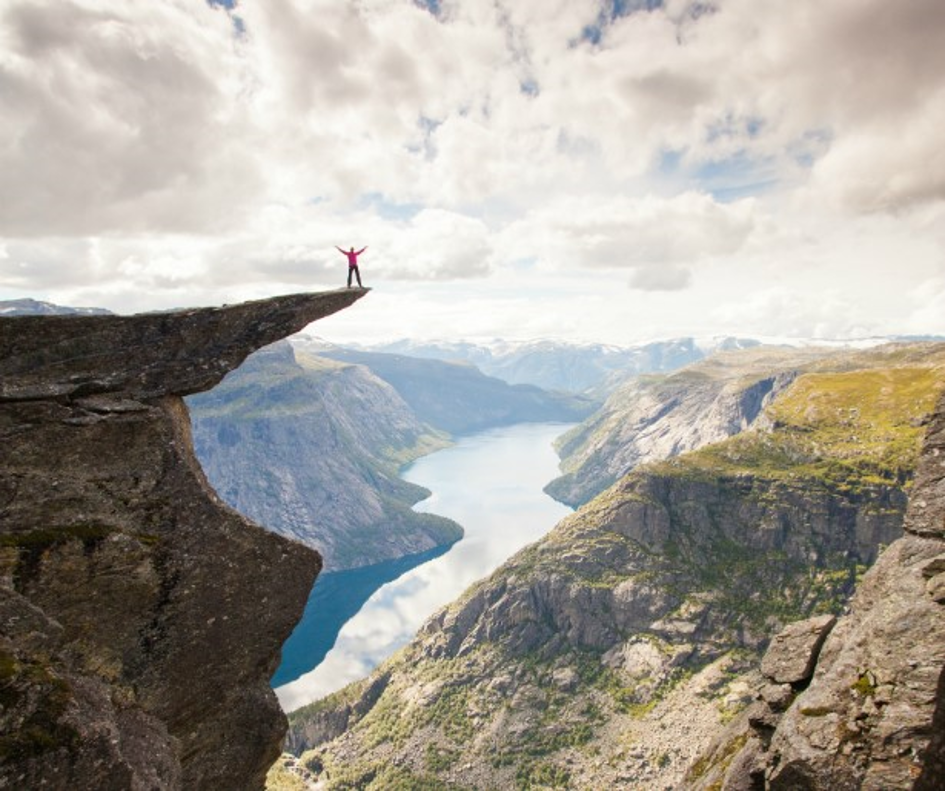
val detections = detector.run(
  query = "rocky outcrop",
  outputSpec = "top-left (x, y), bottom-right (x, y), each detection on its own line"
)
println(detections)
top-left (760, 615), bottom-right (837, 686)
top-left (690, 391), bottom-right (945, 790)
top-left (0, 290), bottom-right (366, 789)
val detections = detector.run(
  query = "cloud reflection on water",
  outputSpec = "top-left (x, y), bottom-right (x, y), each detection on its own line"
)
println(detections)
top-left (276, 422), bottom-right (574, 711)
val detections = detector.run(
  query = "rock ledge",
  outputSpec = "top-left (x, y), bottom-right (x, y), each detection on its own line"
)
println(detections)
top-left (0, 289), bottom-right (367, 789)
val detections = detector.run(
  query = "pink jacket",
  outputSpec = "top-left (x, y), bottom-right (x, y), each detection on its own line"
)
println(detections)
top-left (337, 246), bottom-right (366, 266)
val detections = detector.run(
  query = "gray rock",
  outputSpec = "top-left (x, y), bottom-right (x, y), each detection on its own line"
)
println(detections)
top-left (759, 682), bottom-right (795, 713)
top-left (766, 393), bottom-right (945, 788)
top-left (552, 667), bottom-right (580, 691)
top-left (0, 290), bottom-right (366, 790)
top-left (928, 572), bottom-right (945, 603)
top-left (905, 401), bottom-right (945, 541)
top-left (921, 553), bottom-right (945, 577)
top-left (720, 735), bottom-right (766, 791)
top-left (746, 701), bottom-right (779, 733)
top-left (760, 614), bottom-right (837, 685)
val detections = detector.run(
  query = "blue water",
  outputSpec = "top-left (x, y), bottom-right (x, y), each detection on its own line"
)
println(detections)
top-left (271, 544), bottom-right (453, 688)
top-left (275, 422), bottom-right (574, 711)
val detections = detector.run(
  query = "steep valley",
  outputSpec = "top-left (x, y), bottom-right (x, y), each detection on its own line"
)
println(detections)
top-left (4, 296), bottom-right (944, 791)
top-left (283, 343), bottom-right (945, 790)
top-left (188, 342), bottom-right (460, 570)
top-left (189, 341), bottom-right (590, 571)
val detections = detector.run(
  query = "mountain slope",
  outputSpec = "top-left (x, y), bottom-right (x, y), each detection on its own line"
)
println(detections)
top-left (364, 336), bottom-right (760, 394)
top-left (313, 347), bottom-right (596, 433)
top-left (689, 386), bottom-right (945, 790)
top-left (189, 342), bottom-right (461, 570)
top-left (546, 344), bottom-right (939, 508)
top-left (284, 343), bottom-right (945, 789)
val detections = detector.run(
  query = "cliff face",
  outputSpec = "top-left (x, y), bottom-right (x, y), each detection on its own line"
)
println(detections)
top-left (0, 290), bottom-right (366, 789)
top-left (286, 344), bottom-right (945, 790)
top-left (690, 391), bottom-right (945, 790)
top-left (188, 341), bottom-right (461, 570)
top-left (546, 347), bottom-right (849, 507)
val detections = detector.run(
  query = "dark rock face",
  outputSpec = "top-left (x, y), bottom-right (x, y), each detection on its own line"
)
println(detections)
top-left (0, 290), bottom-right (366, 789)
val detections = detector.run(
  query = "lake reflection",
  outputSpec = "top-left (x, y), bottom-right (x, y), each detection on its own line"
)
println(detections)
top-left (275, 422), bottom-right (573, 711)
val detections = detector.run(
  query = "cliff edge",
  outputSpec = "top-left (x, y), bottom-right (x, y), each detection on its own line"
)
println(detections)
top-left (690, 389), bottom-right (945, 789)
top-left (0, 289), bottom-right (367, 789)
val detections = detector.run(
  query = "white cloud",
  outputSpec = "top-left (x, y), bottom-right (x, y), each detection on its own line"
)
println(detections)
top-left (505, 192), bottom-right (757, 288)
top-left (0, 0), bottom-right (261, 235)
top-left (710, 287), bottom-right (871, 340)
top-left (1, 0), bottom-right (944, 342)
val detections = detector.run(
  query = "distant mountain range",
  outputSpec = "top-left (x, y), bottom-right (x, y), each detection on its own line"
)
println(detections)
top-left (0, 297), bottom-right (111, 316)
top-left (340, 336), bottom-right (763, 395)
top-left (306, 343), bottom-right (595, 435)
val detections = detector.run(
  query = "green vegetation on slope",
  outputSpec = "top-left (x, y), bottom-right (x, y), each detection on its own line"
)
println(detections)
top-left (657, 365), bottom-right (944, 491)
top-left (549, 343), bottom-right (945, 507)
top-left (284, 344), bottom-right (945, 790)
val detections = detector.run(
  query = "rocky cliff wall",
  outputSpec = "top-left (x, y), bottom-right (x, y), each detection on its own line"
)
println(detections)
top-left (0, 290), bottom-right (366, 789)
top-left (690, 391), bottom-right (945, 790)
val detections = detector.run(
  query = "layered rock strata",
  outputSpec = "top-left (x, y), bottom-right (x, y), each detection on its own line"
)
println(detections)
top-left (0, 290), bottom-right (366, 789)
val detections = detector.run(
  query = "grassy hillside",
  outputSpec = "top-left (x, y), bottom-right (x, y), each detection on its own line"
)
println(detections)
top-left (669, 357), bottom-right (943, 487)
top-left (548, 344), bottom-right (945, 506)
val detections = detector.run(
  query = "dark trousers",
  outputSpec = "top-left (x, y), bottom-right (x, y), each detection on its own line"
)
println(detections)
top-left (347, 265), bottom-right (362, 287)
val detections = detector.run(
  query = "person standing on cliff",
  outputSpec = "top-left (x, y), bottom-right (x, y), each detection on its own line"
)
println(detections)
top-left (336, 245), bottom-right (367, 288)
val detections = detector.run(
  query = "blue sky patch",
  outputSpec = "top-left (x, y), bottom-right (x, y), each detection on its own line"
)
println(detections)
top-left (692, 152), bottom-right (780, 202)
top-left (414, 0), bottom-right (441, 17)
top-left (580, 0), bottom-right (663, 46)
top-left (359, 193), bottom-right (423, 222)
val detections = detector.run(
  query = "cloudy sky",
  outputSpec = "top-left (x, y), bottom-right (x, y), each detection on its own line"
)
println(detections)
top-left (1, 0), bottom-right (943, 345)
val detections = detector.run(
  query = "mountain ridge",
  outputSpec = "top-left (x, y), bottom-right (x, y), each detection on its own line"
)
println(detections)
top-left (188, 341), bottom-right (463, 570)
top-left (283, 341), bottom-right (945, 790)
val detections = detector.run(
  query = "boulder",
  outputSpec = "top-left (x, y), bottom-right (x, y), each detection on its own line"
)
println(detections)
top-left (760, 614), bottom-right (837, 685)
